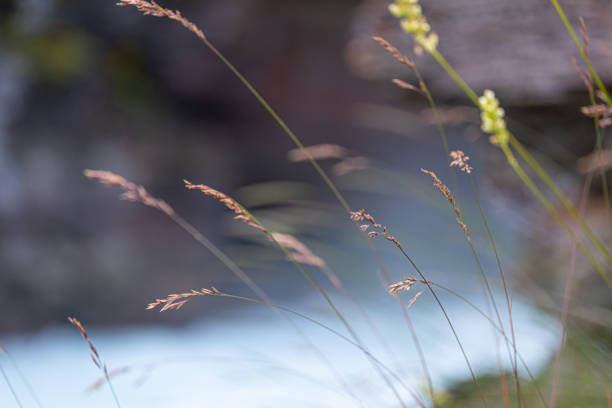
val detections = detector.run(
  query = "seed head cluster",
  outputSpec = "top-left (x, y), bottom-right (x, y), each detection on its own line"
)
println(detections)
top-left (184, 180), bottom-right (265, 232)
top-left (479, 90), bottom-right (508, 145)
top-left (350, 209), bottom-right (401, 248)
top-left (388, 0), bottom-right (438, 53)
top-left (147, 287), bottom-right (223, 312)
top-left (84, 170), bottom-right (174, 216)
top-left (449, 150), bottom-right (473, 174)
top-left (421, 169), bottom-right (471, 241)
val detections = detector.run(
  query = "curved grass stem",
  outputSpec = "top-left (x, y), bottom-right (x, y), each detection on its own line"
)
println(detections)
top-left (547, 0), bottom-right (612, 107)
top-left (212, 292), bottom-right (426, 407)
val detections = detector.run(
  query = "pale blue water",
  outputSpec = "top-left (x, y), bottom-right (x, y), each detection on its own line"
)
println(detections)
top-left (0, 290), bottom-right (557, 408)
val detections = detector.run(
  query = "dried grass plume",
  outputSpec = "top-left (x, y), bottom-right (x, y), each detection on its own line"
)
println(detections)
top-left (147, 287), bottom-right (222, 312)
top-left (84, 169), bottom-right (174, 216)
top-left (184, 180), bottom-right (265, 232)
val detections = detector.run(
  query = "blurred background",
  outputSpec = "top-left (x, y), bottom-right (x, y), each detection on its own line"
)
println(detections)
top-left (1, 0), bottom-right (611, 406)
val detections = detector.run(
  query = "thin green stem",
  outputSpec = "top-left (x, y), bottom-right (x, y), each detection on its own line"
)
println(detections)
top-left (548, 0), bottom-right (612, 107)
top-left (498, 142), bottom-right (612, 288)
top-left (470, 174), bottom-right (521, 403)
top-left (507, 134), bottom-right (612, 267)
top-left (395, 245), bottom-right (488, 408)
top-left (550, 172), bottom-right (593, 408)
top-left (204, 42), bottom-right (352, 214)
top-left (412, 66), bottom-right (519, 402)
top-left (241, 209), bottom-right (407, 407)
top-left (428, 282), bottom-right (549, 408)
top-left (426, 45), bottom-right (612, 281)
top-left (166, 213), bottom-right (364, 407)
top-left (429, 50), bottom-right (479, 106)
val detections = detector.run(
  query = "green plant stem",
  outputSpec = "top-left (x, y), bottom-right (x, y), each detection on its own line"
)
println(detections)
top-left (470, 174), bottom-right (520, 402)
top-left (550, 172), bottom-right (593, 408)
top-left (204, 42), bottom-right (352, 214)
top-left (412, 66), bottom-right (519, 403)
top-left (426, 46), bottom-right (612, 282)
top-left (429, 50), bottom-right (479, 106)
top-left (428, 282), bottom-right (549, 408)
top-left (241, 209), bottom-right (407, 408)
top-left (548, 0), bottom-right (612, 107)
top-left (165, 213), bottom-right (364, 407)
top-left (498, 142), bottom-right (612, 288)
top-left (414, 68), bottom-right (461, 208)
top-left (0, 360), bottom-right (23, 408)
top-left (395, 245), bottom-right (488, 408)
top-left (199, 37), bottom-right (430, 408)
top-left (507, 134), bottom-right (612, 266)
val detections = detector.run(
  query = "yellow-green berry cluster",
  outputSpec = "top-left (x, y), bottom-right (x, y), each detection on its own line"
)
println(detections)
top-left (388, 0), bottom-right (438, 53)
top-left (479, 89), bottom-right (508, 145)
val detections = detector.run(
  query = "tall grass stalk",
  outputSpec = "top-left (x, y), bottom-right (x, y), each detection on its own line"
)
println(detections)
top-left (547, 0), bottom-right (612, 107)
top-left (185, 184), bottom-right (408, 407)
top-left (154, 289), bottom-right (428, 407)
top-left (549, 172), bottom-right (593, 408)
top-left (117, 3), bottom-right (437, 405)
top-left (414, 68), bottom-right (520, 400)
top-left (68, 318), bottom-right (122, 408)
top-left (84, 171), bottom-right (364, 406)
top-left (394, 244), bottom-right (488, 408)
top-left (427, 281), bottom-right (549, 408)
top-left (470, 174), bottom-right (520, 402)
top-left (392, 45), bottom-right (520, 399)
top-left (497, 142), bottom-right (611, 287)
top-left (423, 47), bottom-right (612, 287)
top-left (383, 0), bottom-right (612, 279)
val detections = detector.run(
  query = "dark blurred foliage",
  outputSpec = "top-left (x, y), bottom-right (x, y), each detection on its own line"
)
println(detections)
top-left (0, 0), bottom-right (610, 349)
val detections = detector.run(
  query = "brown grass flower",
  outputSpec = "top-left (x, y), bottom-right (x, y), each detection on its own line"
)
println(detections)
top-left (350, 209), bottom-right (401, 248)
top-left (421, 169), bottom-right (470, 241)
top-left (391, 79), bottom-right (426, 96)
top-left (184, 180), bottom-right (265, 232)
top-left (388, 277), bottom-right (417, 294)
top-left (68, 317), bottom-right (102, 369)
top-left (449, 150), bottom-right (473, 174)
top-left (117, 0), bottom-right (206, 42)
top-left (84, 170), bottom-right (174, 216)
top-left (372, 36), bottom-right (416, 69)
top-left (147, 287), bottom-right (222, 312)
top-left (581, 104), bottom-right (612, 119)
